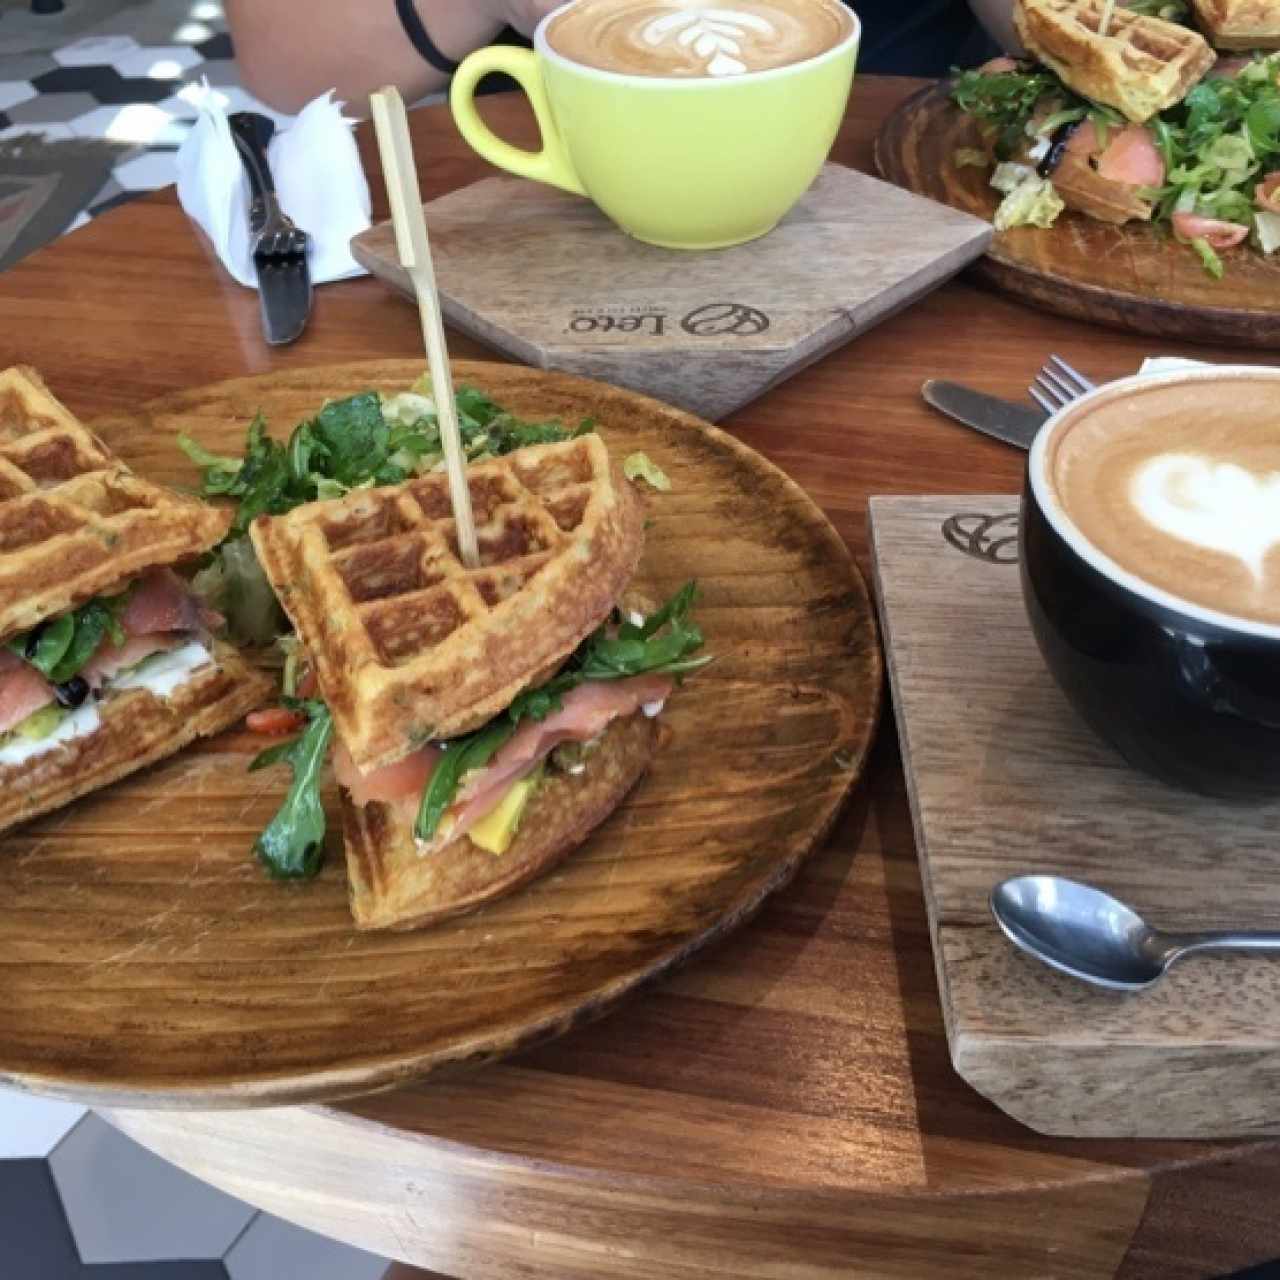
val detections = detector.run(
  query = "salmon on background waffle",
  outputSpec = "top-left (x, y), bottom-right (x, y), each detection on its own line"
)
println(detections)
top-left (250, 433), bottom-right (646, 775)
top-left (1014, 0), bottom-right (1216, 123)
top-left (0, 366), bottom-right (270, 834)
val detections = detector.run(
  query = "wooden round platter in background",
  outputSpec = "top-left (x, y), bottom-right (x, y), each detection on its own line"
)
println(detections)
top-left (0, 359), bottom-right (881, 1108)
top-left (875, 82), bottom-right (1280, 346)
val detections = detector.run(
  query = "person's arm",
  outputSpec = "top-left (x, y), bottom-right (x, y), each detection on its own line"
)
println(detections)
top-left (225, 0), bottom-right (514, 115)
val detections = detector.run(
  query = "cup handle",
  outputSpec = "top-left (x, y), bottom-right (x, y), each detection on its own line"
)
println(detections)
top-left (449, 46), bottom-right (587, 197)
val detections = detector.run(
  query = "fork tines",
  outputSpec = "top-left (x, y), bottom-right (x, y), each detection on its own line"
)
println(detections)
top-left (1029, 354), bottom-right (1097, 416)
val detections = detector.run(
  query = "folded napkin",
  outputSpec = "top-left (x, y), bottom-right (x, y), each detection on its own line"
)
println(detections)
top-left (1139, 356), bottom-right (1211, 376)
top-left (175, 87), bottom-right (370, 288)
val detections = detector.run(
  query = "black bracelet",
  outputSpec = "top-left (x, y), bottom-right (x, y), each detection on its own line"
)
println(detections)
top-left (395, 0), bottom-right (460, 75)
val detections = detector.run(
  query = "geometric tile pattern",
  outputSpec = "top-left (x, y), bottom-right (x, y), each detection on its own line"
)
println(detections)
top-left (0, 1082), bottom-right (390, 1277)
top-left (0, 0), bottom-right (287, 262)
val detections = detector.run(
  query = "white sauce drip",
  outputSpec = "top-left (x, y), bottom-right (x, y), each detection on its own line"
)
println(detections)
top-left (0, 641), bottom-right (213, 770)
top-left (1130, 453), bottom-right (1280, 581)
top-left (639, 8), bottom-right (775, 76)
top-left (0, 703), bottom-right (101, 767)
top-left (111, 641), bottom-right (212, 698)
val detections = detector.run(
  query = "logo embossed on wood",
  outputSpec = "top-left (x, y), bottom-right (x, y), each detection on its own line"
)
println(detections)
top-left (942, 513), bottom-right (1019, 564)
top-left (681, 302), bottom-right (771, 336)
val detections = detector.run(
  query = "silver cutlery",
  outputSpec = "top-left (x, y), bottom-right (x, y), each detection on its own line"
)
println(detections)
top-left (921, 380), bottom-right (1047, 450)
top-left (1028, 354), bottom-right (1096, 416)
top-left (228, 111), bottom-right (312, 346)
top-left (991, 874), bottom-right (1280, 991)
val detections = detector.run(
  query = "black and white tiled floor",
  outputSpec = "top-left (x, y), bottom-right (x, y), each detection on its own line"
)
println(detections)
top-left (0, 1088), bottom-right (390, 1278)
top-left (0, 0), bottom-right (289, 239)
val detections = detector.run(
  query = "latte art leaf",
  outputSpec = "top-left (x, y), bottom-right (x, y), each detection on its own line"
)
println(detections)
top-left (641, 8), bottom-right (775, 75)
top-left (547, 0), bottom-right (852, 79)
top-left (1130, 453), bottom-right (1280, 582)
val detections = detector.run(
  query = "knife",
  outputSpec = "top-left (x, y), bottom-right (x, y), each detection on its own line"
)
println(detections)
top-left (228, 111), bottom-right (312, 346)
top-left (922, 380), bottom-right (1047, 451)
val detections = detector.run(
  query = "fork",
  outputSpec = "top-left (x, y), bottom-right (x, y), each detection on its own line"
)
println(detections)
top-left (228, 112), bottom-right (309, 260)
top-left (1029, 355), bottom-right (1097, 416)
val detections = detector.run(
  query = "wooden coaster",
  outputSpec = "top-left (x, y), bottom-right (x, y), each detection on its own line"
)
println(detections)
top-left (350, 164), bottom-right (991, 421)
top-left (871, 495), bottom-right (1280, 1139)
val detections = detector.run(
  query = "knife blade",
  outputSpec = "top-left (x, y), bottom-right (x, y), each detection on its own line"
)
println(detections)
top-left (922, 380), bottom-right (1047, 451)
top-left (229, 111), bottom-right (312, 346)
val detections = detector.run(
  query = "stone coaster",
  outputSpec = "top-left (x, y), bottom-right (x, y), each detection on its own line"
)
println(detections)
top-left (351, 163), bottom-right (992, 421)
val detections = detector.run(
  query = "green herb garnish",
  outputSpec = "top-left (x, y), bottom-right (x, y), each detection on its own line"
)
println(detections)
top-left (180, 380), bottom-right (596, 644)
top-left (7, 594), bottom-right (128, 685)
top-left (249, 700), bottom-right (334, 879)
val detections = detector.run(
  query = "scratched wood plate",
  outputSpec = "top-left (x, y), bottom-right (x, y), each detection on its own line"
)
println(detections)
top-left (872, 495), bottom-right (1280, 1138)
top-left (875, 83), bottom-right (1280, 347)
top-left (0, 360), bottom-right (880, 1109)
top-left (350, 165), bottom-right (992, 421)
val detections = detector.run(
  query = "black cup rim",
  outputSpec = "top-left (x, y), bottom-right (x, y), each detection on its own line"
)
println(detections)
top-left (1028, 365), bottom-right (1280, 643)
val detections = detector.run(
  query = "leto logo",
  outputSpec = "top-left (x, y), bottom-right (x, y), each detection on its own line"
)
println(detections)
top-left (941, 513), bottom-right (1019, 564)
top-left (681, 302), bottom-right (771, 337)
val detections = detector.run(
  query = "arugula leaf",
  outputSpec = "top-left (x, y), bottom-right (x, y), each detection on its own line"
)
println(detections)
top-left (1189, 236), bottom-right (1225, 279)
top-left (249, 700), bottom-right (333, 879)
top-left (414, 721), bottom-right (517, 841)
top-left (950, 65), bottom-right (1065, 160)
top-left (8, 594), bottom-right (129, 685)
top-left (304, 392), bottom-right (390, 488)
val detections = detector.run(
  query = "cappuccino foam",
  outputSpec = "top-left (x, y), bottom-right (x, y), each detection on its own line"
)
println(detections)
top-left (546, 0), bottom-right (853, 78)
top-left (1045, 376), bottom-right (1280, 626)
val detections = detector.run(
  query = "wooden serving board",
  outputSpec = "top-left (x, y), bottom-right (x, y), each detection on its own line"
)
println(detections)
top-left (871, 495), bottom-right (1280, 1139)
top-left (875, 83), bottom-right (1280, 347)
top-left (349, 165), bottom-right (992, 422)
top-left (0, 360), bottom-right (881, 1109)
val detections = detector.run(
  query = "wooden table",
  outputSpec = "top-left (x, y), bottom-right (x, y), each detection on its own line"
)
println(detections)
top-left (3, 77), bottom-right (1279, 1280)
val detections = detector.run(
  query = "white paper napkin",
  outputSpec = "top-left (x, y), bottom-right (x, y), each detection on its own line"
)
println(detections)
top-left (175, 86), bottom-right (370, 289)
top-left (1139, 356), bottom-right (1211, 376)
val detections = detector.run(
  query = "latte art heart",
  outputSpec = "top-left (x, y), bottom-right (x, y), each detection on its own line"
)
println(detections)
top-left (1131, 453), bottom-right (1280, 581)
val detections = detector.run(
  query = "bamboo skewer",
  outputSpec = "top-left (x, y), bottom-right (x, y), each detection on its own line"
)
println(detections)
top-left (369, 85), bottom-right (480, 570)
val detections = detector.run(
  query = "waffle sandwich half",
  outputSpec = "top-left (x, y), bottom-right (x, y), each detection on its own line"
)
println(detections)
top-left (0, 366), bottom-right (270, 834)
top-left (250, 433), bottom-right (646, 774)
top-left (250, 429), bottom-right (707, 931)
top-left (1014, 0), bottom-right (1216, 123)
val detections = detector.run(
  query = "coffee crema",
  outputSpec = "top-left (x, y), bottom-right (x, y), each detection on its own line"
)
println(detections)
top-left (1044, 375), bottom-right (1280, 626)
top-left (546, 0), bottom-right (852, 78)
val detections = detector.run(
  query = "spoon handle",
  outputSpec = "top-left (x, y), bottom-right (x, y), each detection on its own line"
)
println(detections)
top-left (1163, 930), bottom-right (1280, 963)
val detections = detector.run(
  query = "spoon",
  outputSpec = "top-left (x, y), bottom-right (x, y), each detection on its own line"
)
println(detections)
top-left (989, 874), bottom-right (1280, 991)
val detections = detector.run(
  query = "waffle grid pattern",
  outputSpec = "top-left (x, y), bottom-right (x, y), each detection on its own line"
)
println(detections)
top-left (252, 434), bottom-right (645, 771)
top-left (0, 366), bottom-right (226, 639)
top-left (1016, 0), bottom-right (1215, 122)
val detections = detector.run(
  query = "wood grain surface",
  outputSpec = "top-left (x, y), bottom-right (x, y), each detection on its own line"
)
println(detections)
top-left (4, 77), bottom-right (1280, 1280)
top-left (0, 358), bottom-right (879, 1106)
top-left (350, 164), bottom-right (992, 421)
top-left (872, 495), bottom-right (1280, 1138)
top-left (875, 82), bottom-right (1280, 346)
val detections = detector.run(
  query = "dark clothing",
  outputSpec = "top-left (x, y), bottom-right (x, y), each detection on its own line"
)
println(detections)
top-left (461, 1), bottom-right (997, 93)
top-left (853, 0), bottom-right (997, 75)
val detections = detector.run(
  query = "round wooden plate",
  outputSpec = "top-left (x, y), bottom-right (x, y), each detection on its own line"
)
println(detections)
top-left (0, 360), bottom-right (881, 1108)
top-left (875, 82), bottom-right (1280, 346)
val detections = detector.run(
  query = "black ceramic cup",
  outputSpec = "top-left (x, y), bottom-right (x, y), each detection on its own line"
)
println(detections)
top-left (1020, 369), bottom-right (1280, 801)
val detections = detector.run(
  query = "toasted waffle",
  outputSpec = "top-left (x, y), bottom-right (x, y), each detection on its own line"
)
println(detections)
top-left (0, 366), bottom-right (229, 641)
top-left (1014, 0), bottom-right (1216, 122)
top-left (1192, 0), bottom-right (1280, 49)
top-left (251, 434), bottom-right (646, 774)
top-left (343, 712), bottom-right (657, 930)
top-left (1051, 148), bottom-right (1155, 222)
top-left (0, 639), bottom-right (272, 834)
